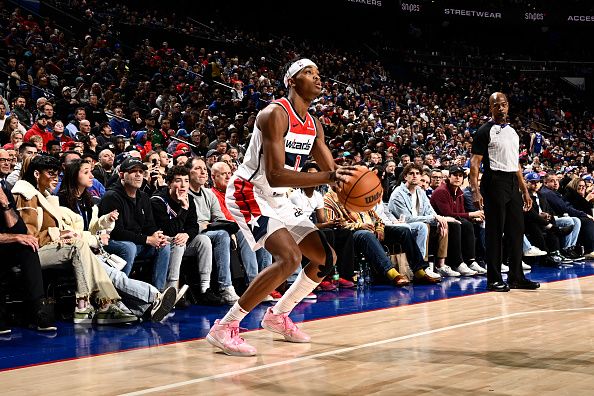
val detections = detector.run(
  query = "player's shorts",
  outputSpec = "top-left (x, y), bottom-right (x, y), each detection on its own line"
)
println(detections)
top-left (226, 175), bottom-right (316, 251)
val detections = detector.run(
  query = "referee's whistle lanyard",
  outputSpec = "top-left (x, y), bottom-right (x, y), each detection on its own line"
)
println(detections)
top-left (488, 118), bottom-right (509, 132)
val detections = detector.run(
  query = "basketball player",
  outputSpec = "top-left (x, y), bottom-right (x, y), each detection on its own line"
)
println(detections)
top-left (206, 59), bottom-right (355, 356)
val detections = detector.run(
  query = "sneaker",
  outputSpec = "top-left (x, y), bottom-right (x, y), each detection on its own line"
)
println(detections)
top-left (303, 292), bottom-right (317, 301)
top-left (562, 246), bottom-right (585, 261)
top-left (94, 304), bottom-right (137, 325)
top-left (73, 306), bottom-right (95, 324)
top-left (150, 286), bottom-right (176, 322)
top-left (456, 263), bottom-right (477, 276)
top-left (220, 286), bottom-right (240, 305)
top-left (437, 265), bottom-right (461, 277)
top-left (468, 261), bottom-right (487, 275)
top-left (425, 267), bottom-right (442, 279)
top-left (338, 278), bottom-right (355, 288)
top-left (501, 263), bottom-right (509, 273)
top-left (206, 319), bottom-right (257, 357)
top-left (33, 313), bottom-right (57, 332)
top-left (521, 261), bottom-right (532, 270)
top-left (261, 306), bottom-right (311, 343)
top-left (551, 251), bottom-right (574, 264)
top-left (262, 294), bottom-right (274, 302)
top-left (317, 280), bottom-right (337, 291)
top-left (30, 298), bottom-right (57, 331)
top-left (175, 284), bottom-right (190, 305)
top-left (196, 288), bottom-right (225, 306)
top-left (585, 251), bottom-right (594, 260)
top-left (269, 290), bottom-right (283, 301)
top-left (523, 246), bottom-right (547, 257)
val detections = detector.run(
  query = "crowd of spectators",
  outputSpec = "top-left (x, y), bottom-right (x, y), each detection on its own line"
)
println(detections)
top-left (1, 2), bottom-right (594, 333)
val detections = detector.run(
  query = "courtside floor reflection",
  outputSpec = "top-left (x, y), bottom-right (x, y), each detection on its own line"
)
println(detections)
top-left (1, 261), bottom-right (593, 371)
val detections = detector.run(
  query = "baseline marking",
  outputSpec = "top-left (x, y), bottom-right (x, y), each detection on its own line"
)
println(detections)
top-left (120, 306), bottom-right (594, 395)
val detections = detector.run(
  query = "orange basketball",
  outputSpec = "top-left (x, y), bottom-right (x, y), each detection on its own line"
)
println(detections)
top-left (337, 167), bottom-right (383, 212)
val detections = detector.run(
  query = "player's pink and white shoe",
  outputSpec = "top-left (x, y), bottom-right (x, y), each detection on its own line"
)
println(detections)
top-left (261, 307), bottom-right (311, 343)
top-left (206, 319), bottom-right (257, 357)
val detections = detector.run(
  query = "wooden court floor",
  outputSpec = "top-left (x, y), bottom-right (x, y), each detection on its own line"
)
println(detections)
top-left (3, 276), bottom-right (594, 395)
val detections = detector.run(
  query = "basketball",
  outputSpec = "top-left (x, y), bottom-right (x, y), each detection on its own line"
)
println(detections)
top-left (337, 166), bottom-right (383, 212)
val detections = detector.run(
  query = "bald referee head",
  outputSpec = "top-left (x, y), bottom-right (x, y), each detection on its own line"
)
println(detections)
top-left (489, 92), bottom-right (508, 124)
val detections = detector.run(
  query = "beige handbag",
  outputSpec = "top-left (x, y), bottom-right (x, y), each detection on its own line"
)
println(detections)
top-left (390, 252), bottom-right (413, 280)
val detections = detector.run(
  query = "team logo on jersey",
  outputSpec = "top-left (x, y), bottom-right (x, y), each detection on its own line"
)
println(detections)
top-left (285, 139), bottom-right (312, 151)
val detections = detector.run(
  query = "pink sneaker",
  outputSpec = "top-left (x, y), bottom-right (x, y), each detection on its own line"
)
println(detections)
top-left (206, 319), bottom-right (257, 357)
top-left (261, 307), bottom-right (311, 343)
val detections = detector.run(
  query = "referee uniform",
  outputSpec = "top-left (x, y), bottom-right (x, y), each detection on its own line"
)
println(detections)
top-left (471, 121), bottom-right (526, 285)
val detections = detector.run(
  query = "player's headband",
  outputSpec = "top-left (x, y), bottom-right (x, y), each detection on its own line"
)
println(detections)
top-left (284, 58), bottom-right (317, 88)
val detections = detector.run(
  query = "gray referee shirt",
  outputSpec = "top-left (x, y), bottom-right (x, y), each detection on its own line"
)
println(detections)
top-left (471, 121), bottom-right (519, 173)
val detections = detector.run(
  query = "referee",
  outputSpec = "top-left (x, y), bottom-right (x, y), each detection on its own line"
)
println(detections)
top-left (469, 92), bottom-right (540, 292)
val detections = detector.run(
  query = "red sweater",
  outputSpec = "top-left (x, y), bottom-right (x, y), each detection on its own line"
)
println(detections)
top-left (211, 186), bottom-right (233, 221)
top-left (429, 180), bottom-right (470, 219)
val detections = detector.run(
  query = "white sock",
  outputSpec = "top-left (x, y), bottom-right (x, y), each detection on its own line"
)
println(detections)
top-left (273, 270), bottom-right (320, 315)
top-left (166, 280), bottom-right (178, 290)
top-left (200, 280), bottom-right (210, 294)
top-left (220, 302), bottom-right (249, 324)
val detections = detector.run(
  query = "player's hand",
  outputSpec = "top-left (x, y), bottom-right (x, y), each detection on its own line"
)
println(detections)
top-left (333, 166), bottom-right (359, 187)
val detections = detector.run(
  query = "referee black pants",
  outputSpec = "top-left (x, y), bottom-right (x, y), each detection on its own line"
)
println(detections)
top-left (482, 171), bottom-right (526, 284)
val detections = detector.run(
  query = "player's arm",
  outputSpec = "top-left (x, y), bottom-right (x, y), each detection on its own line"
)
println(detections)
top-left (260, 106), bottom-right (335, 188)
top-left (310, 117), bottom-right (336, 172)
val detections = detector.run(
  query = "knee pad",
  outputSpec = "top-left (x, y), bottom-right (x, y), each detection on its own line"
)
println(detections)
top-left (316, 230), bottom-right (335, 278)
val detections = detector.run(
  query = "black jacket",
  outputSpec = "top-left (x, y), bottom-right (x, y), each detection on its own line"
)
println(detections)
top-left (98, 181), bottom-right (158, 245)
top-left (525, 192), bottom-right (554, 228)
top-left (150, 187), bottom-right (199, 241)
top-left (564, 188), bottom-right (593, 214)
top-left (0, 183), bottom-right (27, 235)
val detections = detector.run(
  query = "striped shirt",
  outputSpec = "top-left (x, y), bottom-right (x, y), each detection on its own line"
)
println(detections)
top-left (471, 121), bottom-right (519, 173)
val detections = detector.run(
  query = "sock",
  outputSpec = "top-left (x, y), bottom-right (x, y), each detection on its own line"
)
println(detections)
top-left (273, 270), bottom-right (319, 315)
top-left (386, 268), bottom-right (401, 281)
top-left (414, 269), bottom-right (426, 279)
top-left (166, 280), bottom-right (178, 291)
top-left (220, 302), bottom-right (249, 324)
top-left (200, 279), bottom-right (210, 294)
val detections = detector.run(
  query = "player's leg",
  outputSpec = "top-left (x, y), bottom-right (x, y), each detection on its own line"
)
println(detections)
top-left (260, 229), bottom-right (334, 342)
top-left (206, 228), bottom-right (302, 356)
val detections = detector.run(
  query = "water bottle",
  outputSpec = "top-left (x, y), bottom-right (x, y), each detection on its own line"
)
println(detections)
top-left (357, 260), bottom-right (365, 288)
top-left (364, 260), bottom-right (371, 285)
top-left (332, 265), bottom-right (340, 288)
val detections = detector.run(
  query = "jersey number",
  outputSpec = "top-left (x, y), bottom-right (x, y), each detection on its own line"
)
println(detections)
top-left (294, 155), bottom-right (302, 171)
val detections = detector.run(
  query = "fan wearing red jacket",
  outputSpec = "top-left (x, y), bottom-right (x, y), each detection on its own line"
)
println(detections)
top-left (430, 165), bottom-right (487, 276)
